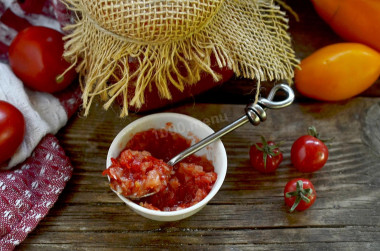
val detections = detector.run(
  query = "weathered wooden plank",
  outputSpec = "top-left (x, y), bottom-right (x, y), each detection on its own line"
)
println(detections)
top-left (17, 242), bottom-right (380, 251)
top-left (20, 227), bottom-right (380, 249)
top-left (31, 201), bottom-right (378, 230)
top-left (17, 98), bottom-right (379, 251)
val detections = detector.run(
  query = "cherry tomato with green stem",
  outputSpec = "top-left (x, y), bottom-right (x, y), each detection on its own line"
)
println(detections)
top-left (249, 136), bottom-right (283, 174)
top-left (291, 126), bottom-right (329, 173)
top-left (284, 178), bottom-right (316, 212)
top-left (0, 101), bottom-right (25, 164)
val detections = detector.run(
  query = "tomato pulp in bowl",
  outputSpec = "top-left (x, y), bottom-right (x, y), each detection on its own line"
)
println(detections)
top-left (105, 129), bottom-right (218, 211)
top-left (106, 113), bottom-right (227, 221)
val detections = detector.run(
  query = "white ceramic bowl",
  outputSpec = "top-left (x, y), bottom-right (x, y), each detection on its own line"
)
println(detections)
top-left (106, 112), bottom-right (227, 221)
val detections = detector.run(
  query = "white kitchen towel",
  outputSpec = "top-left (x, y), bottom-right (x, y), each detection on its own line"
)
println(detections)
top-left (0, 63), bottom-right (68, 169)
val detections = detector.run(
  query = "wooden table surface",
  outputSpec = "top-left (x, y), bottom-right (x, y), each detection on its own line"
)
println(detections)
top-left (19, 1), bottom-right (380, 250)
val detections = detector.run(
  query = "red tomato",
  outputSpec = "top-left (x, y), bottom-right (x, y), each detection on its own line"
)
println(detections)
top-left (0, 101), bottom-right (26, 164)
top-left (291, 127), bottom-right (329, 173)
top-left (249, 136), bottom-right (283, 174)
top-left (8, 26), bottom-right (77, 93)
top-left (284, 178), bottom-right (316, 212)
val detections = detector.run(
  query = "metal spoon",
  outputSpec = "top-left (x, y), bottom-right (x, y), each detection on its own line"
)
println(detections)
top-left (167, 83), bottom-right (294, 166)
top-left (127, 83), bottom-right (294, 200)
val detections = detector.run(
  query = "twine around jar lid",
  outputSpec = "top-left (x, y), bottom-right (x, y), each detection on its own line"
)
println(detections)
top-left (62, 0), bottom-right (299, 117)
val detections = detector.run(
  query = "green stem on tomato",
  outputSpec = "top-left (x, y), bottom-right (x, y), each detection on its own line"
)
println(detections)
top-left (285, 180), bottom-right (313, 213)
top-left (307, 126), bottom-right (320, 138)
top-left (307, 126), bottom-right (333, 145)
top-left (255, 135), bottom-right (281, 170)
top-left (56, 74), bottom-right (64, 84)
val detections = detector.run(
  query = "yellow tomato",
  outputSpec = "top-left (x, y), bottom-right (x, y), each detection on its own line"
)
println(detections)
top-left (295, 43), bottom-right (380, 101)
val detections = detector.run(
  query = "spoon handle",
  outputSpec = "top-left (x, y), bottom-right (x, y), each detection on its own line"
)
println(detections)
top-left (167, 115), bottom-right (249, 166)
top-left (167, 84), bottom-right (294, 166)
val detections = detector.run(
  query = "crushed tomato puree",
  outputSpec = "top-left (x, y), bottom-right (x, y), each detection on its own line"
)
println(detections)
top-left (103, 149), bottom-right (173, 199)
top-left (104, 128), bottom-right (217, 211)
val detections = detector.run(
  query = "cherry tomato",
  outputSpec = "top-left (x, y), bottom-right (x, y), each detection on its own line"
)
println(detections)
top-left (8, 26), bottom-right (77, 93)
top-left (284, 178), bottom-right (316, 212)
top-left (291, 127), bottom-right (329, 173)
top-left (295, 43), bottom-right (380, 101)
top-left (0, 101), bottom-right (26, 164)
top-left (249, 136), bottom-right (283, 174)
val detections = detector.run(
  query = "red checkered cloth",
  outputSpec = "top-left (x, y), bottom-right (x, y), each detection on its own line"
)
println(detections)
top-left (0, 1), bottom-right (81, 249)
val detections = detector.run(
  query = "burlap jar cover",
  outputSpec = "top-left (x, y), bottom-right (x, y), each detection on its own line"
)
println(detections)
top-left (62, 0), bottom-right (298, 117)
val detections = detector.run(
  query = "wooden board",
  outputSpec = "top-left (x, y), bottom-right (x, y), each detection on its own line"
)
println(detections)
top-left (19, 98), bottom-right (380, 250)
top-left (17, 0), bottom-right (380, 249)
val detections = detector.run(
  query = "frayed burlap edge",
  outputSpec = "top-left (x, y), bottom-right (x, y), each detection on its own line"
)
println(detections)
top-left (62, 0), bottom-right (299, 117)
